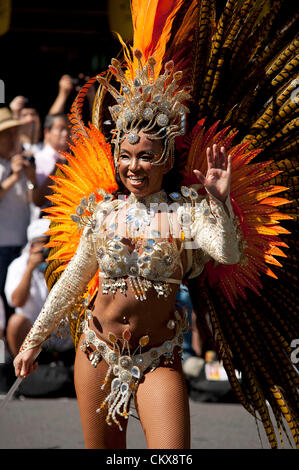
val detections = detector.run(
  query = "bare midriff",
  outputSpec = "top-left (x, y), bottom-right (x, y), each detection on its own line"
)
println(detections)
top-left (89, 260), bottom-right (187, 352)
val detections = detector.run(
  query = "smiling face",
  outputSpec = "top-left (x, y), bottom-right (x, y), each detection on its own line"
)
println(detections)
top-left (118, 131), bottom-right (170, 197)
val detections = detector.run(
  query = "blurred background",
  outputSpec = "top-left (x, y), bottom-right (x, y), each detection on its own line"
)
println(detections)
top-left (0, 0), bottom-right (136, 118)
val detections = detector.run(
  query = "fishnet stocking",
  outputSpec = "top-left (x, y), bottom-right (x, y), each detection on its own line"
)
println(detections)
top-left (74, 334), bottom-right (129, 449)
top-left (135, 350), bottom-right (190, 449)
top-left (75, 336), bottom-right (190, 449)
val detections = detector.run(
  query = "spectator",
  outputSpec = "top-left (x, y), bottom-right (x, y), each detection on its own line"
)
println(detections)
top-left (5, 218), bottom-right (73, 357)
top-left (9, 95), bottom-right (26, 120)
top-left (48, 73), bottom-right (96, 121)
top-left (10, 96), bottom-right (43, 154)
top-left (0, 107), bottom-right (35, 321)
top-left (29, 113), bottom-right (69, 211)
top-left (48, 74), bottom-right (75, 115)
top-left (175, 284), bottom-right (205, 379)
top-left (176, 284), bottom-right (197, 361)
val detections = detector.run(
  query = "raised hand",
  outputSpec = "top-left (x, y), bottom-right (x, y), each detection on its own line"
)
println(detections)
top-left (193, 144), bottom-right (232, 203)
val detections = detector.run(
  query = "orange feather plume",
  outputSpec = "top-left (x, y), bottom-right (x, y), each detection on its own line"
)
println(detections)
top-left (181, 120), bottom-right (291, 308)
top-left (43, 124), bottom-right (118, 306)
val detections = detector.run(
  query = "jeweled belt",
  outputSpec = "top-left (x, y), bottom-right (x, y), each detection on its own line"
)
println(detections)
top-left (80, 309), bottom-right (188, 430)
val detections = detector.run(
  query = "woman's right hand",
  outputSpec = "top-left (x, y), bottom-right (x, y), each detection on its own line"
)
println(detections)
top-left (13, 346), bottom-right (41, 379)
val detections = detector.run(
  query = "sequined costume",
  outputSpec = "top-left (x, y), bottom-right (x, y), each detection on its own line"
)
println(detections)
top-left (19, 187), bottom-right (240, 352)
top-left (16, 0), bottom-right (299, 448)
top-left (18, 185), bottom-right (240, 429)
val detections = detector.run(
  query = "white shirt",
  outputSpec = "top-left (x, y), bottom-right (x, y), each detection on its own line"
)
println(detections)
top-left (0, 157), bottom-right (30, 246)
top-left (34, 143), bottom-right (61, 185)
top-left (29, 143), bottom-right (61, 221)
top-left (4, 251), bottom-right (48, 322)
top-left (4, 251), bottom-right (74, 351)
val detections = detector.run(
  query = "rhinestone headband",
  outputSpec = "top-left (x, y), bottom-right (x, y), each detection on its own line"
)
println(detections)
top-left (97, 49), bottom-right (191, 168)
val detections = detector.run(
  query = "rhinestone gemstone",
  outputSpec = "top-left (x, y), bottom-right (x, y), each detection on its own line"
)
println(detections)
top-left (127, 132), bottom-right (140, 144)
top-left (120, 370), bottom-right (132, 383)
top-left (139, 335), bottom-right (149, 347)
top-left (190, 188), bottom-right (199, 200)
top-left (86, 331), bottom-right (96, 342)
top-left (122, 329), bottom-right (131, 341)
top-left (167, 320), bottom-right (176, 330)
top-left (119, 356), bottom-right (133, 369)
top-left (142, 108), bottom-right (154, 120)
top-left (121, 383), bottom-right (129, 394)
top-left (156, 113), bottom-right (169, 126)
top-left (135, 355), bottom-right (144, 365)
top-left (71, 214), bottom-right (80, 223)
top-left (128, 265), bottom-right (138, 276)
top-left (111, 378), bottom-right (120, 390)
top-left (181, 186), bottom-right (190, 197)
top-left (76, 206), bottom-right (84, 216)
top-left (125, 110), bottom-right (133, 121)
top-left (108, 332), bottom-right (117, 344)
top-left (97, 344), bottom-right (106, 353)
top-left (131, 366), bottom-right (141, 379)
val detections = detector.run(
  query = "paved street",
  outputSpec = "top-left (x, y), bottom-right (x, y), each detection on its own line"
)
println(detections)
top-left (0, 396), bottom-right (289, 449)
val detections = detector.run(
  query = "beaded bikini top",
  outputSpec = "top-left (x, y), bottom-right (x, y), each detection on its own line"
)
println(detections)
top-left (92, 190), bottom-right (184, 300)
top-left (71, 186), bottom-right (241, 301)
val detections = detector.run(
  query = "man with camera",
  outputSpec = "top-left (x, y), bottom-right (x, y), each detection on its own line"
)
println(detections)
top-left (4, 218), bottom-right (75, 397)
top-left (0, 107), bottom-right (37, 320)
top-left (4, 218), bottom-right (50, 357)
top-left (29, 113), bottom-right (69, 211)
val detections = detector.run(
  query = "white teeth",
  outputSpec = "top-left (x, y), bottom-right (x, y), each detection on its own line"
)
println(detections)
top-left (129, 177), bottom-right (144, 181)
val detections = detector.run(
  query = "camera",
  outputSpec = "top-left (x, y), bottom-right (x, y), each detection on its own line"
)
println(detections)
top-left (38, 247), bottom-right (50, 273)
top-left (23, 155), bottom-right (35, 165)
top-left (42, 247), bottom-right (51, 260)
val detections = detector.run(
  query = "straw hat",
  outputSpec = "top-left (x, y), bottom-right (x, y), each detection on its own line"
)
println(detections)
top-left (0, 107), bottom-right (24, 133)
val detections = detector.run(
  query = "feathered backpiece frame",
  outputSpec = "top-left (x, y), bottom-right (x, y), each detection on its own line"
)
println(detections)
top-left (44, 0), bottom-right (298, 449)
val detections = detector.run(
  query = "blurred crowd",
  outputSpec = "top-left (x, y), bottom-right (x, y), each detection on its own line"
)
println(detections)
top-left (0, 74), bottom-right (221, 400)
top-left (0, 74), bottom-right (84, 397)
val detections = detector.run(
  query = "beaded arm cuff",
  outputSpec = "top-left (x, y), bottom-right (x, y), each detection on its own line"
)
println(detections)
top-left (199, 192), bottom-right (241, 264)
top-left (177, 190), bottom-right (241, 277)
top-left (18, 227), bottom-right (98, 355)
